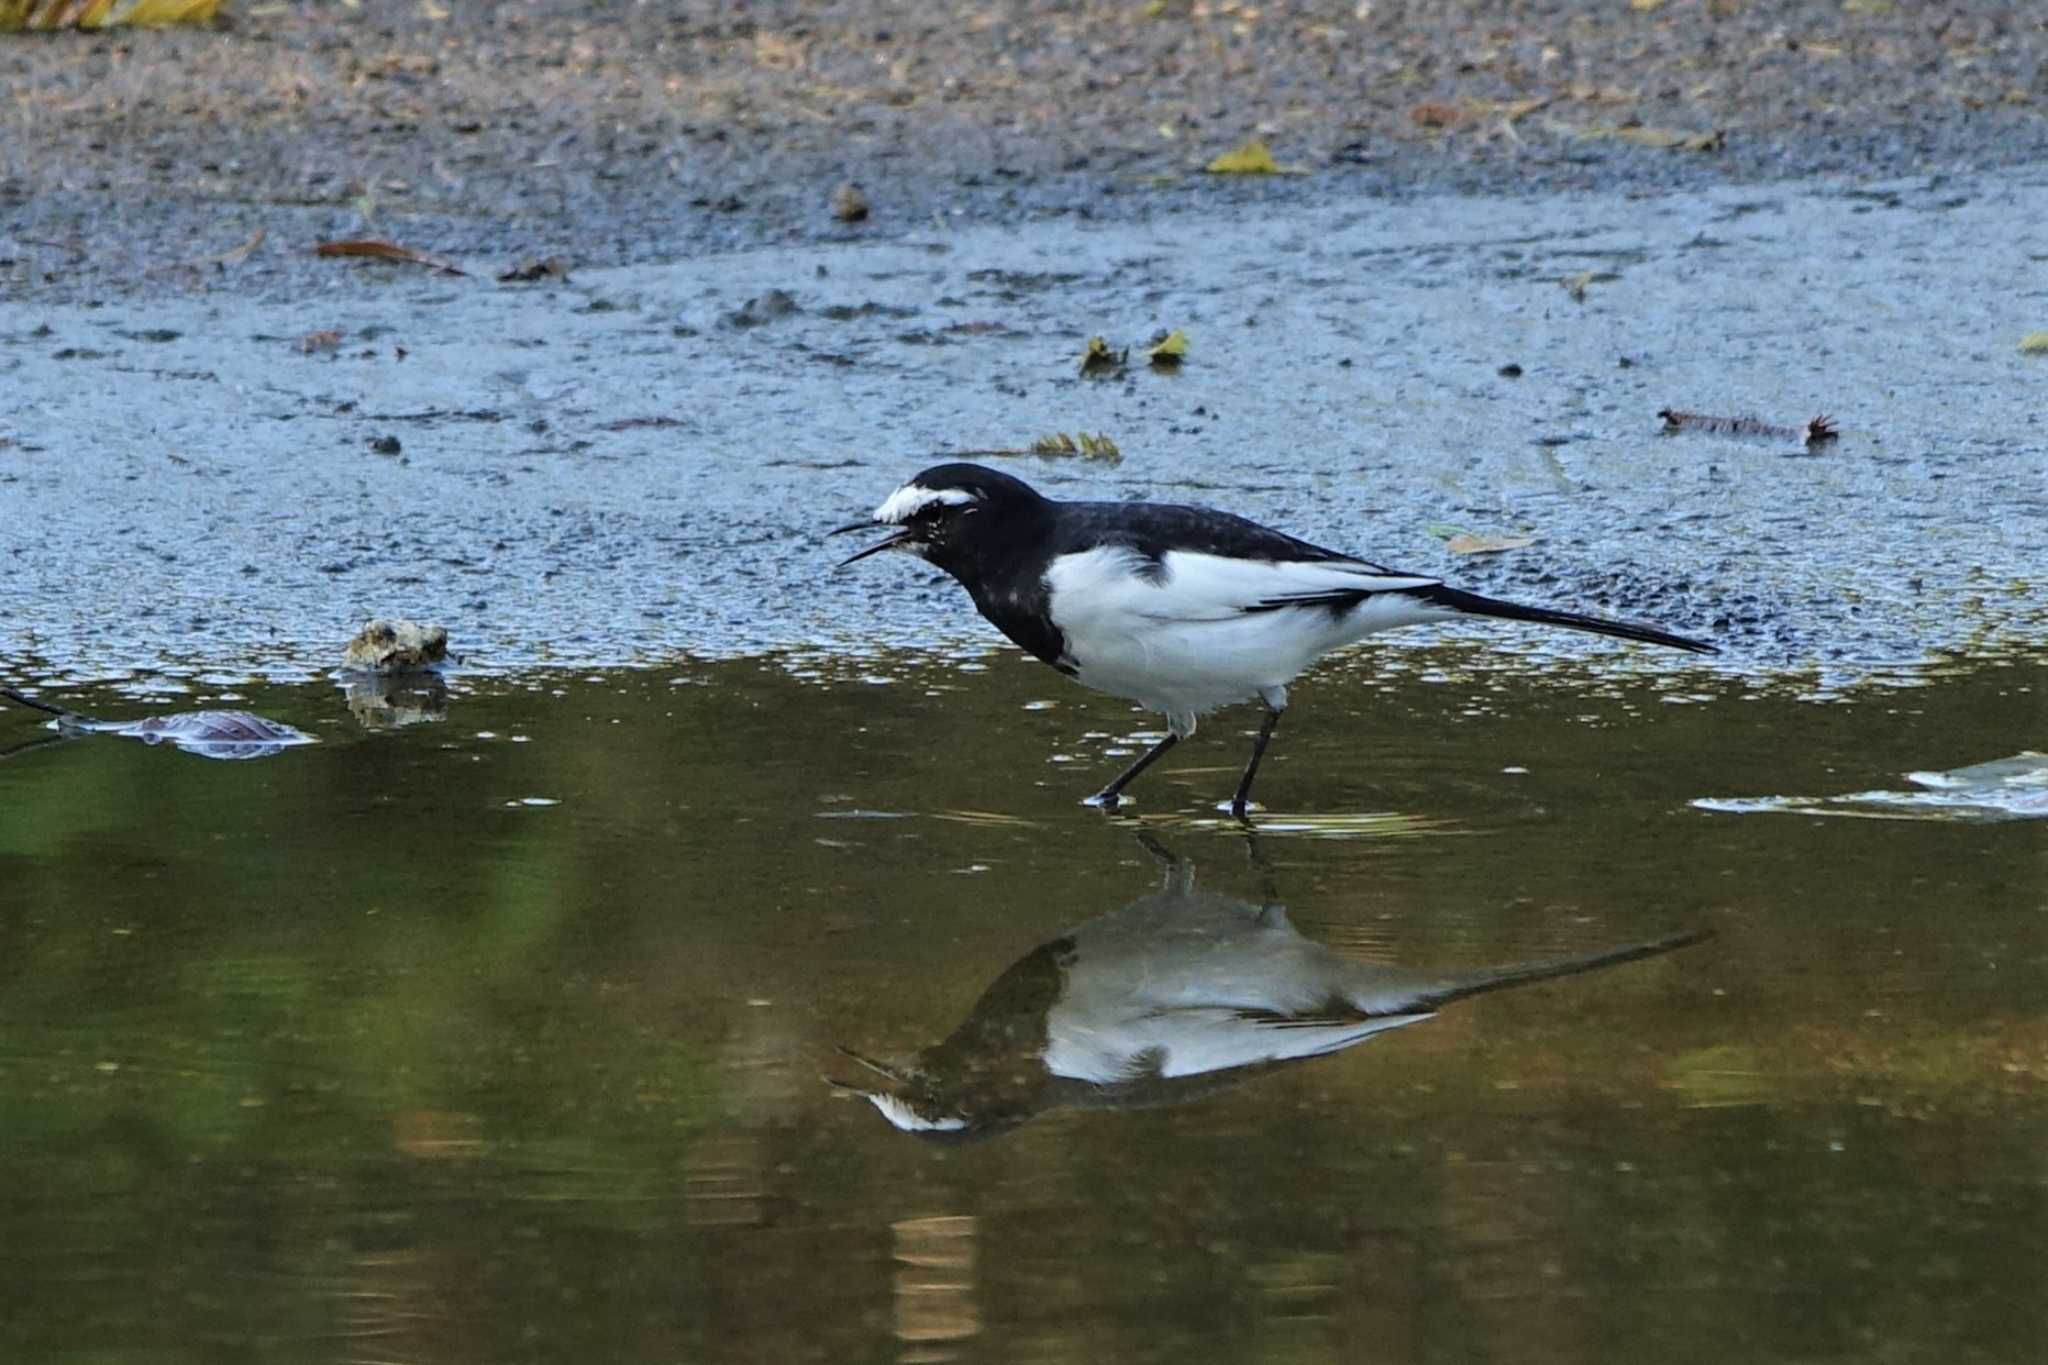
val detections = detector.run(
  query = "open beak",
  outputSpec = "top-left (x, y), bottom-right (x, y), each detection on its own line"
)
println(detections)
top-left (829, 520), bottom-right (916, 568)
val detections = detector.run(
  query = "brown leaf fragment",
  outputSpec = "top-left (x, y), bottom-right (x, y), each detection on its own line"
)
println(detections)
top-left (1409, 102), bottom-right (1464, 128)
top-left (315, 239), bottom-right (468, 276)
top-left (296, 329), bottom-right (342, 354)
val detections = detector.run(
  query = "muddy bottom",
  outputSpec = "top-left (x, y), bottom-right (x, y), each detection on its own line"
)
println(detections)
top-left (1, 649), bottom-right (2041, 1363)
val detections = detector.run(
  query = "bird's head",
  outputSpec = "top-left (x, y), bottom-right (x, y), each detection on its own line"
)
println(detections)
top-left (830, 463), bottom-right (1047, 575)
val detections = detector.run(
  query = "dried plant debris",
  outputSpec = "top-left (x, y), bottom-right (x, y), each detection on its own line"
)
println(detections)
top-left (1428, 525), bottom-right (1534, 556)
top-left (830, 183), bottom-right (871, 222)
top-left (1580, 123), bottom-right (1725, 152)
top-left (296, 329), bottom-right (343, 355)
top-left (343, 619), bottom-right (450, 674)
top-left (1146, 329), bottom-right (1189, 369)
top-left (191, 227), bottom-right (265, 271)
top-left (947, 433), bottom-right (1122, 465)
top-left (314, 239), bottom-right (468, 277)
top-left (0, 0), bottom-right (217, 28)
top-left (498, 255), bottom-right (570, 283)
top-left (1444, 532), bottom-right (1535, 556)
top-left (0, 689), bottom-right (313, 761)
top-left (1660, 408), bottom-right (1840, 448)
top-left (1032, 432), bottom-right (1121, 462)
top-left (2019, 332), bottom-right (2048, 354)
top-left (1079, 336), bottom-right (1128, 377)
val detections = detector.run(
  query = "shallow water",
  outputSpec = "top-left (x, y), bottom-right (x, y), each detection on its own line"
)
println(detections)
top-left (1, 648), bottom-right (2041, 1363)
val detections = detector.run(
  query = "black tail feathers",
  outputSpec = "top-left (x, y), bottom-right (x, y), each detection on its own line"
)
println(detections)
top-left (1418, 585), bottom-right (1717, 655)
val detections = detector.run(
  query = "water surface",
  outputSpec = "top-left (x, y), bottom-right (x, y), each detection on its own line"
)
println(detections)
top-left (1, 650), bottom-right (2042, 1363)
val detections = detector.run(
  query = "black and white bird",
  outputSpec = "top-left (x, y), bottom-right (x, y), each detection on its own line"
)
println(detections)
top-left (834, 463), bottom-right (1714, 815)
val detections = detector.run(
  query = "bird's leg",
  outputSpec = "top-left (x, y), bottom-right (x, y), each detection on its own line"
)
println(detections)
top-left (1227, 703), bottom-right (1286, 820)
top-left (1084, 733), bottom-right (1179, 810)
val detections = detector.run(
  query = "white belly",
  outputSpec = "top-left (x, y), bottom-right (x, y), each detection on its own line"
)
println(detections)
top-left (1044, 546), bottom-right (1450, 733)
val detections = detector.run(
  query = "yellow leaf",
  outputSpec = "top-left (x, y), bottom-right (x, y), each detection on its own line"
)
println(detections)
top-left (1629, 0), bottom-right (1666, 10)
top-left (1445, 533), bottom-right (1535, 556)
top-left (1205, 139), bottom-right (1280, 175)
top-left (1147, 329), bottom-right (1189, 367)
top-left (2019, 332), bottom-right (2048, 354)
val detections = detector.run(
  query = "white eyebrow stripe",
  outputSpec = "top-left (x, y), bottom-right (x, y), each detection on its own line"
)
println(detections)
top-left (872, 484), bottom-right (980, 523)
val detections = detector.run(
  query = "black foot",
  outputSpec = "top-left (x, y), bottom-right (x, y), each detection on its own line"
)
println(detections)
top-left (1082, 788), bottom-right (1126, 811)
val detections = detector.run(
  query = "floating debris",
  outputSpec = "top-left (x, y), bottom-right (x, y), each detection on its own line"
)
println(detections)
top-left (1659, 408), bottom-right (1839, 448)
top-left (2019, 332), bottom-right (2048, 355)
top-left (0, 689), bottom-right (314, 761)
top-left (343, 619), bottom-right (449, 674)
top-left (1694, 752), bottom-right (2048, 823)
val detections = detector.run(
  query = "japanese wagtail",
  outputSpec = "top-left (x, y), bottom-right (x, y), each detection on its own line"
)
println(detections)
top-left (834, 463), bottom-right (1713, 815)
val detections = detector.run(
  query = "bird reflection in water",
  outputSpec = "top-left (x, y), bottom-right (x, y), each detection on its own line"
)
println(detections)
top-left (836, 847), bottom-right (1706, 1142)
